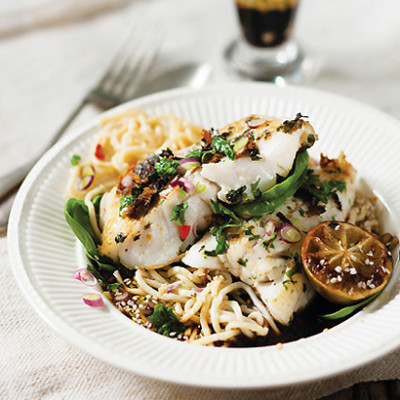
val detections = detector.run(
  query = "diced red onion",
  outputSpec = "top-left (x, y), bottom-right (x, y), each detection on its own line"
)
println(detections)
top-left (82, 293), bottom-right (105, 308)
top-left (171, 176), bottom-right (195, 192)
top-left (264, 219), bottom-right (277, 237)
top-left (180, 158), bottom-right (199, 165)
top-left (73, 268), bottom-right (97, 287)
top-left (77, 165), bottom-right (95, 191)
top-left (278, 224), bottom-right (302, 244)
top-left (247, 116), bottom-right (268, 129)
top-left (181, 178), bottom-right (195, 191)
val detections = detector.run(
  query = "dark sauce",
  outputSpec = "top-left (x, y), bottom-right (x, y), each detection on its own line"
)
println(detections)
top-left (237, 4), bottom-right (298, 48)
top-left (230, 294), bottom-right (348, 347)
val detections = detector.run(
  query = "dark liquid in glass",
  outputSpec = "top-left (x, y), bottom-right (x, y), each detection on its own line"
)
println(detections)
top-left (237, 4), bottom-right (298, 48)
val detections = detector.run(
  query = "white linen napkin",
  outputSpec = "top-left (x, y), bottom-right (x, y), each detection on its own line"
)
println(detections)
top-left (0, 0), bottom-right (130, 38)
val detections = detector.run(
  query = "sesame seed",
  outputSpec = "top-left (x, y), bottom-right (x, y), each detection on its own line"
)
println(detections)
top-left (335, 266), bottom-right (342, 273)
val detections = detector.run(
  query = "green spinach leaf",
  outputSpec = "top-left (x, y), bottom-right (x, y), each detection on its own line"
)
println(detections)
top-left (321, 292), bottom-right (380, 320)
top-left (233, 150), bottom-right (309, 218)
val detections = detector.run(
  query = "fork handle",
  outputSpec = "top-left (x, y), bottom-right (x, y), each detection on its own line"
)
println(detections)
top-left (0, 98), bottom-right (89, 202)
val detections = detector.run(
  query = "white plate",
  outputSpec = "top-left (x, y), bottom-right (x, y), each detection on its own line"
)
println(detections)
top-left (8, 82), bottom-right (400, 389)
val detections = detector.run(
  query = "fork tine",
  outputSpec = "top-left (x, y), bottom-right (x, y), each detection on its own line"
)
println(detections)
top-left (95, 21), bottom-right (142, 92)
top-left (117, 27), bottom-right (164, 100)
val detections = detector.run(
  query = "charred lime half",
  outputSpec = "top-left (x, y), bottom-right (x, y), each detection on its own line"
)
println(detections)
top-left (301, 221), bottom-right (392, 305)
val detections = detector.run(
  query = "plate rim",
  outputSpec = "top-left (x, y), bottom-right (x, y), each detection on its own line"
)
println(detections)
top-left (8, 81), bottom-right (400, 389)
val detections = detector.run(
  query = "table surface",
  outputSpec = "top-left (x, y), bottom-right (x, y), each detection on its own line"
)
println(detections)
top-left (1, 1), bottom-right (400, 399)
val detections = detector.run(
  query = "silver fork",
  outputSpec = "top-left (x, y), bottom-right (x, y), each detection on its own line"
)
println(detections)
top-left (0, 21), bottom-right (163, 235)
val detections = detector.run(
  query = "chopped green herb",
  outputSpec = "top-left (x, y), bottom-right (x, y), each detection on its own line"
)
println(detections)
top-left (298, 208), bottom-right (305, 217)
top-left (212, 136), bottom-right (235, 160)
top-left (210, 199), bottom-right (240, 222)
top-left (70, 154), bottom-right (81, 166)
top-left (148, 304), bottom-right (186, 337)
top-left (277, 113), bottom-right (307, 134)
top-left (238, 257), bottom-right (248, 266)
top-left (322, 179), bottom-right (346, 196)
top-left (226, 186), bottom-right (247, 204)
top-left (171, 202), bottom-right (188, 225)
top-left (262, 231), bottom-right (277, 250)
top-left (108, 282), bottom-right (122, 291)
top-left (119, 195), bottom-right (135, 216)
top-left (208, 221), bottom-right (241, 255)
top-left (302, 171), bottom-right (346, 204)
top-left (115, 233), bottom-right (127, 244)
top-left (155, 156), bottom-right (180, 178)
top-left (286, 265), bottom-right (300, 280)
top-left (250, 178), bottom-right (261, 199)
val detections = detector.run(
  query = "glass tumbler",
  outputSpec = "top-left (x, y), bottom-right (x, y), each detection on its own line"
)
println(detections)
top-left (227, 0), bottom-right (303, 81)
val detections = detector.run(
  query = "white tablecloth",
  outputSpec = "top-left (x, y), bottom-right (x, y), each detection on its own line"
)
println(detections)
top-left (2, 0), bottom-right (400, 398)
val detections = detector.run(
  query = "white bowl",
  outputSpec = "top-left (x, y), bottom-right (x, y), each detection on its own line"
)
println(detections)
top-left (8, 82), bottom-right (400, 389)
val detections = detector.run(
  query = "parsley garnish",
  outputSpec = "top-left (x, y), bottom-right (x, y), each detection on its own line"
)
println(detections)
top-left (148, 305), bottom-right (186, 337)
top-left (114, 233), bottom-right (127, 243)
top-left (262, 231), bottom-right (277, 250)
top-left (209, 199), bottom-right (240, 222)
top-left (108, 282), bottom-right (122, 291)
top-left (277, 113), bottom-right (307, 134)
top-left (207, 200), bottom-right (241, 256)
top-left (211, 136), bottom-right (235, 160)
top-left (119, 195), bottom-right (135, 216)
top-left (207, 222), bottom-right (240, 255)
top-left (155, 157), bottom-right (180, 178)
top-left (282, 263), bottom-right (301, 289)
top-left (303, 171), bottom-right (346, 204)
top-left (238, 257), bottom-right (248, 266)
top-left (226, 186), bottom-right (247, 204)
top-left (171, 202), bottom-right (188, 225)
top-left (250, 178), bottom-right (261, 199)
top-left (70, 154), bottom-right (81, 166)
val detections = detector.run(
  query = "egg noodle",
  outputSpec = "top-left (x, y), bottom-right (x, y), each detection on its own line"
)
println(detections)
top-left (68, 109), bottom-right (277, 345)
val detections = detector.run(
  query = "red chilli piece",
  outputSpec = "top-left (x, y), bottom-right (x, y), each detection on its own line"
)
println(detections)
top-left (179, 225), bottom-right (191, 240)
top-left (95, 144), bottom-right (105, 160)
